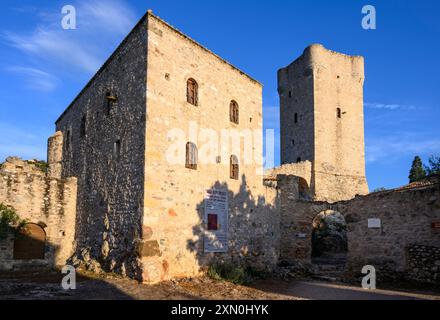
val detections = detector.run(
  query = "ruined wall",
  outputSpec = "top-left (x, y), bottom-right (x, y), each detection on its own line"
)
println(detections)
top-left (0, 156), bottom-right (77, 271)
top-left (278, 175), bottom-right (440, 283)
top-left (278, 44), bottom-right (368, 202)
top-left (54, 15), bottom-right (148, 279)
top-left (141, 12), bottom-right (278, 282)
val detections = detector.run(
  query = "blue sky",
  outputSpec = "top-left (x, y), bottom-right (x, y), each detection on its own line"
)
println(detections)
top-left (0, 0), bottom-right (439, 190)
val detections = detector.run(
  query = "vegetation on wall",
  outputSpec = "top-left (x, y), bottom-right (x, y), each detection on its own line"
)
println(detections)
top-left (26, 160), bottom-right (49, 173)
top-left (0, 203), bottom-right (27, 240)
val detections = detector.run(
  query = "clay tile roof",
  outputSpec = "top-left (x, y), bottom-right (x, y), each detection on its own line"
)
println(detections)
top-left (394, 174), bottom-right (439, 192)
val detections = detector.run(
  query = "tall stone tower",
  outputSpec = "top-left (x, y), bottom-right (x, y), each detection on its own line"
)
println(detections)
top-left (278, 44), bottom-right (369, 201)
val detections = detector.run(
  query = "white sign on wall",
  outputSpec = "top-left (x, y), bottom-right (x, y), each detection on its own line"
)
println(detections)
top-left (368, 218), bottom-right (381, 229)
top-left (204, 188), bottom-right (228, 252)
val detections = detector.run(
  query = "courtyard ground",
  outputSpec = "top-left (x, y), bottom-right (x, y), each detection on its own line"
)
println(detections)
top-left (0, 270), bottom-right (439, 300)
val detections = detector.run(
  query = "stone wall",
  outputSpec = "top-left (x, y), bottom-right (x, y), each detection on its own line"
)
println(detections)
top-left (0, 156), bottom-right (77, 270)
top-left (406, 244), bottom-right (440, 284)
top-left (278, 174), bottom-right (440, 283)
top-left (140, 12), bottom-right (277, 282)
top-left (55, 15), bottom-right (148, 279)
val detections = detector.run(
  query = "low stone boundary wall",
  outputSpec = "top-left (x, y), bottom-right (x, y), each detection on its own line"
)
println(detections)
top-left (407, 244), bottom-right (440, 284)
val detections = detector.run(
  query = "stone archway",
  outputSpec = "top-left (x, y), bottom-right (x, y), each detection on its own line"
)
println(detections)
top-left (311, 210), bottom-right (347, 265)
top-left (13, 223), bottom-right (46, 260)
top-left (298, 177), bottom-right (312, 201)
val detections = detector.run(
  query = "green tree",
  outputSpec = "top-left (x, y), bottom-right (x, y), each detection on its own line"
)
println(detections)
top-left (408, 156), bottom-right (426, 183)
top-left (0, 204), bottom-right (27, 240)
top-left (425, 155), bottom-right (440, 176)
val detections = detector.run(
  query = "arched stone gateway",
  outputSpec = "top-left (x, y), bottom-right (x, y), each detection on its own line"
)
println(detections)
top-left (311, 210), bottom-right (347, 265)
top-left (13, 223), bottom-right (46, 260)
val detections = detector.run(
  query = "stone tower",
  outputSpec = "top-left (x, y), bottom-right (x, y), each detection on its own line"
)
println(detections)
top-left (278, 44), bottom-right (369, 201)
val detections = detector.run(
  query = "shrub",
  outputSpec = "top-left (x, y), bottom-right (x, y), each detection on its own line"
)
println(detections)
top-left (0, 203), bottom-right (27, 240)
top-left (207, 263), bottom-right (254, 285)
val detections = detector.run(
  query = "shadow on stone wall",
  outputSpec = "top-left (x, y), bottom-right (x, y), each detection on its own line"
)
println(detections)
top-left (187, 175), bottom-right (280, 275)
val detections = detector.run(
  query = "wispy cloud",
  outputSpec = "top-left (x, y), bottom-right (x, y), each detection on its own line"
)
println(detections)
top-left (365, 102), bottom-right (421, 111)
top-left (0, 122), bottom-right (48, 161)
top-left (6, 66), bottom-right (58, 91)
top-left (2, 0), bottom-right (137, 74)
top-left (366, 134), bottom-right (440, 163)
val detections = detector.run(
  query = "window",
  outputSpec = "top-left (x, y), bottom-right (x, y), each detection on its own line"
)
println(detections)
top-left (186, 78), bottom-right (198, 106)
top-left (106, 92), bottom-right (117, 115)
top-left (289, 91), bottom-right (292, 98)
top-left (114, 139), bottom-right (121, 161)
top-left (65, 130), bottom-right (71, 152)
top-left (230, 155), bottom-right (239, 180)
top-left (337, 108), bottom-right (342, 119)
top-left (185, 142), bottom-right (198, 170)
top-left (297, 157), bottom-right (301, 163)
top-left (230, 100), bottom-right (239, 124)
top-left (80, 115), bottom-right (86, 137)
top-left (291, 139), bottom-right (295, 146)
top-left (294, 113), bottom-right (298, 123)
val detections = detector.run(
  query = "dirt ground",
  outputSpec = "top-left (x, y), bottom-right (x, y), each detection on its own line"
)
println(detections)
top-left (0, 270), bottom-right (439, 300)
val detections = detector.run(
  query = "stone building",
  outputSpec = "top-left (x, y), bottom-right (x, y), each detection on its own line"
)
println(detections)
top-left (278, 44), bottom-right (369, 202)
top-left (1, 10), bottom-right (438, 285)
top-left (53, 11), bottom-right (276, 282)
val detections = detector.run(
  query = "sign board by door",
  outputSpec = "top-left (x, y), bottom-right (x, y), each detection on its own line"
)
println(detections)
top-left (204, 188), bottom-right (228, 253)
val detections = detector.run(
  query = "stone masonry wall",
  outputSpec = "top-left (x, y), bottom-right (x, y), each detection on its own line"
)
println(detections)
top-left (55, 15), bottom-right (148, 279)
top-left (140, 12), bottom-right (278, 282)
top-left (279, 174), bottom-right (440, 283)
top-left (406, 244), bottom-right (440, 284)
top-left (0, 156), bottom-right (77, 270)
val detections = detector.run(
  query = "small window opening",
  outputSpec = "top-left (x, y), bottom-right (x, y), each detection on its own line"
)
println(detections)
top-left (185, 142), bottom-right (198, 170)
top-left (114, 139), bottom-right (121, 161)
top-left (80, 115), bottom-right (86, 137)
top-left (294, 113), bottom-right (298, 123)
top-left (230, 155), bottom-right (239, 180)
top-left (297, 157), bottom-right (301, 163)
top-left (337, 108), bottom-right (342, 118)
top-left (106, 92), bottom-right (117, 115)
top-left (65, 130), bottom-right (71, 152)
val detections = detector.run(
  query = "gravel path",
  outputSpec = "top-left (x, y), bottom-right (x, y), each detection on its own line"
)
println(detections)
top-left (0, 271), bottom-right (439, 300)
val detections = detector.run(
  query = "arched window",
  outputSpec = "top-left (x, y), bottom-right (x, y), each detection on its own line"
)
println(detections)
top-left (230, 155), bottom-right (239, 180)
top-left (230, 100), bottom-right (239, 124)
top-left (337, 108), bottom-right (342, 119)
top-left (186, 142), bottom-right (198, 170)
top-left (186, 78), bottom-right (198, 106)
top-left (294, 113), bottom-right (298, 123)
top-left (13, 223), bottom-right (46, 260)
top-left (80, 115), bottom-right (86, 137)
